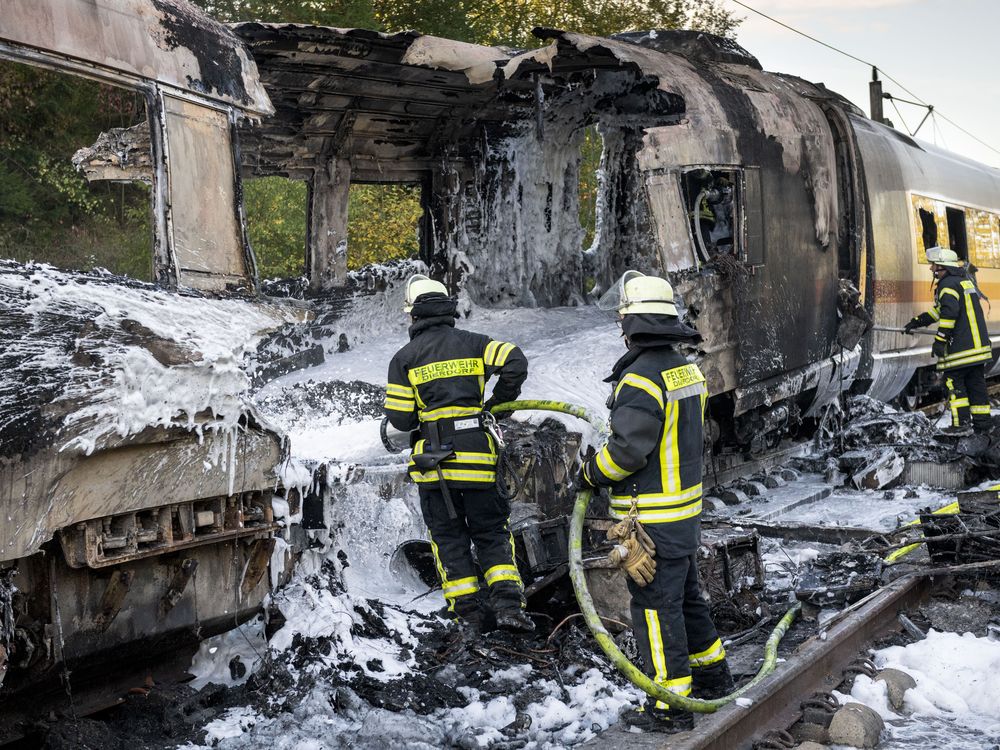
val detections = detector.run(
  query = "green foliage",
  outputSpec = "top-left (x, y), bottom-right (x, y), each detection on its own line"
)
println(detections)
top-left (381, 0), bottom-right (740, 49)
top-left (579, 127), bottom-right (603, 249)
top-left (244, 177), bottom-right (308, 279)
top-left (188, 0), bottom-right (377, 27)
top-left (242, 179), bottom-right (422, 276)
top-left (0, 59), bottom-right (153, 279)
top-left (347, 185), bottom-right (423, 269)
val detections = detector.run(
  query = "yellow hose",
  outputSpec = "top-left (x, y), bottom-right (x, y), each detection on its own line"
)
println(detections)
top-left (883, 500), bottom-right (961, 565)
top-left (490, 399), bottom-right (802, 713)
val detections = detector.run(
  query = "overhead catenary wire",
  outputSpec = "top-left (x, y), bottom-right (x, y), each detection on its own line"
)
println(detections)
top-left (727, 0), bottom-right (1000, 160)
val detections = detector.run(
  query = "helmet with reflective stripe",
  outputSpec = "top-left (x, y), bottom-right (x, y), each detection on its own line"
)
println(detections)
top-left (598, 270), bottom-right (678, 316)
top-left (925, 246), bottom-right (961, 268)
top-left (403, 274), bottom-right (448, 313)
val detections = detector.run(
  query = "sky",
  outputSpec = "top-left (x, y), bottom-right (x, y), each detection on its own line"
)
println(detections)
top-left (725, 0), bottom-right (1000, 168)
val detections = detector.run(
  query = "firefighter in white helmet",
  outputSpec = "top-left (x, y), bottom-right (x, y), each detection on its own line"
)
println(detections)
top-left (384, 274), bottom-right (533, 633)
top-left (579, 270), bottom-right (733, 732)
top-left (904, 247), bottom-right (992, 435)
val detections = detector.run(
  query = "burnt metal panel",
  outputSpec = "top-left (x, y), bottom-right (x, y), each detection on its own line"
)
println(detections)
top-left (1, 427), bottom-right (282, 561)
top-left (743, 166), bottom-right (764, 266)
top-left (0, 0), bottom-right (272, 116)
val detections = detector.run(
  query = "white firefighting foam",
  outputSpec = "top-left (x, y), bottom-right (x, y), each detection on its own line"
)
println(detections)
top-left (1, 263), bottom-right (296, 457)
top-left (841, 630), bottom-right (1000, 749)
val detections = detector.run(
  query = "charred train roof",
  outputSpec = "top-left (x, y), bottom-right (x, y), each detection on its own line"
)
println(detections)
top-left (0, 0), bottom-right (273, 116)
top-left (233, 25), bottom-right (864, 181)
top-left (232, 23), bottom-right (512, 181)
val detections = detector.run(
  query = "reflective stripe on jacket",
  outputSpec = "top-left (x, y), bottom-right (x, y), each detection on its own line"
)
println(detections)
top-left (914, 270), bottom-right (992, 371)
top-left (384, 322), bottom-right (527, 487)
top-left (584, 346), bottom-right (707, 555)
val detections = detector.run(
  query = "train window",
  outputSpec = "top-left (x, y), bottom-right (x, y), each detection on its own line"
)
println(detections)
top-left (919, 208), bottom-right (938, 253)
top-left (681, 168), bottom-right (742, 263)
top-left (946, 207), bottom-right (968, 260)
top-left (970, 209), bottom-right (1000, 269)
top-left (0, 57), bottom-right (154, 279)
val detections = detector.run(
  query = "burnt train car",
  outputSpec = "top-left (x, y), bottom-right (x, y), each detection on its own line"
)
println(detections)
top-left (0, 0), bottom-right (302, 720)
top-left (233, 27), bottom-right (1000, 450)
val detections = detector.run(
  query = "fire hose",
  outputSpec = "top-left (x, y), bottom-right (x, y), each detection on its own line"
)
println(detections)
top-left (489, 399), bottom-right (803, 713)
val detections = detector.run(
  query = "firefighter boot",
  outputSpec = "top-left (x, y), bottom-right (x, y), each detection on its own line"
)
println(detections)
top-left (620, 705), bottom-right (694, 733)
top-left (494, 607), bottom-right (536, 633)
top-left (692, 660), bottom-right (735, 700)
top-left (453, 595), bottom-right (488, 638)
top-left (490, 580), bottom-right (534, 632)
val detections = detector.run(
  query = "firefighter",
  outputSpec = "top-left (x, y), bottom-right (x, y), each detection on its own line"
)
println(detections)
top-left (383, 274), bottom-right (534, 633)
top-left (579, 270), bottom-right (733, 733)
top-left (904, 246), bottom-right (993, 435)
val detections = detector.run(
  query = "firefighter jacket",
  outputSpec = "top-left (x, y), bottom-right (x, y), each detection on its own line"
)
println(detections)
top-left (384, 296), bottom-right (528, 488)
top-left (582, 314), bottom-right (705, 558)
top-left (913, 267), bottom-right (991, 371)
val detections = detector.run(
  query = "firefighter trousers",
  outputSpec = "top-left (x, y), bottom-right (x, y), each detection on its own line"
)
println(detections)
top-left (628, 550), bottom-right (727, 710)
top-left (419, 485), bottom-right (525, 616)
top-left (944, 364), bottom-right (990, 431)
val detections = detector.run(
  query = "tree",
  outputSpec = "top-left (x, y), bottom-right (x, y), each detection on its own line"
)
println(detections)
top-left (244, 177), bottom-right (308, 279)
top-left (189, 0), bottom-right (377, 27)
top-left (375, 0), bottom-right (739, 49)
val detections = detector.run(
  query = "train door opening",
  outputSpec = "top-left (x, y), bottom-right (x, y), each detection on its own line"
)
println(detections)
top-left (947, 206), bottom-right (968, 260)
top-left (827, 118), bottom-right (863, 286)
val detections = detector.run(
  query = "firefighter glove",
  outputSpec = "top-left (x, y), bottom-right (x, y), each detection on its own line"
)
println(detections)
top-left (575, 447), bottom-right (597, 490)
top-left (608, 537), bottom-right (657, 586)
top-left (608, 517), bottom-right (656, 556)
top-left (932, 337), bottom-right (948, 358)
top-left (902, 318), bottom-right (921, 334)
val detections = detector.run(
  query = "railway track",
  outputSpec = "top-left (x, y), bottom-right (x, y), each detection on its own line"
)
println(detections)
top-left (2, 430), bottom-right (991, 747)
top-left (586, 560), bottom-right (1000, 749)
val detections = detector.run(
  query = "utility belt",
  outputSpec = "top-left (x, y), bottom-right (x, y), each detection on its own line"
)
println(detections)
top-left (411, 411), bottom-right (506, 520)
top-left (418, 413), bottom-right (486, 451)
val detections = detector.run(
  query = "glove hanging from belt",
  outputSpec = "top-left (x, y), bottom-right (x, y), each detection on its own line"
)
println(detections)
top-left (606, 515), bottom-right (657, 586)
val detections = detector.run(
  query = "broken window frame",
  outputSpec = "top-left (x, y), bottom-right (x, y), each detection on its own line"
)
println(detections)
top-left (910, 192), bottom-right (1000, 269)
top-left (945, 206), bottom-right (969, 261)
top-left (0, 39), bottom-right (257, 292)
top-left (679, 165), bottom-right (746, 265)
top-left (646, 165), bottom-right (759, 272)
top-left (644, 169), bottom-right (698, 272)
top-left (0, 40), bottom-right (167, 281)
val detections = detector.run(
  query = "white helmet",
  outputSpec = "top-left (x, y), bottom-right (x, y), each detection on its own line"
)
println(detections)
top-left (598, 270), bottom-right (678, 316)
top-left (403, 274), bottom-right (448, 313)
top-left (925, 246), bottom-right (961, 268)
